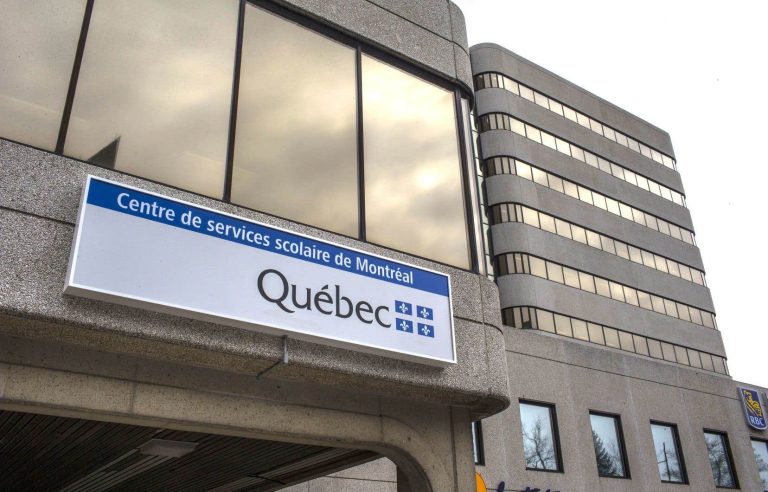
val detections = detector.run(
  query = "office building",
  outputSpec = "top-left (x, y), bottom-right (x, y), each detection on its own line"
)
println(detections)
top-left (0, 1), bottom-right (767, 491)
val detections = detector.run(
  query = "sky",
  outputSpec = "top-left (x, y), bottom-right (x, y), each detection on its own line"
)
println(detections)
top-left (453, 0), bottom-right (768, 387)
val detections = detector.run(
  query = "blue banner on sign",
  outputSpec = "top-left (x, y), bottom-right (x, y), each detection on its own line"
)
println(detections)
top-left (396, 319), bottom-right (413, 333)
top-left (417, 305), bottom-right (434, 320)
top-left (417, 323), bottom-right (434, 338)
top-left (739, 387), bottom-right (767, 430)
top-left (85, 178), bottom-right (449, 297)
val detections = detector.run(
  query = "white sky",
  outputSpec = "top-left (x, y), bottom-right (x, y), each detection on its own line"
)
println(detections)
top-left (453, 0), bottom-right (768, 387)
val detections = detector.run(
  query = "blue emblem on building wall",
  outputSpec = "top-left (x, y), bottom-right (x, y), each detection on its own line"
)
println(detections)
top-left (739, 387), bottom-right (767, 430)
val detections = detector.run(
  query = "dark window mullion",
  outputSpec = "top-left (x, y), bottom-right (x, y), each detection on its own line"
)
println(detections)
top-left (356, 45), bottom-right (366, 241)
top-left (453, 89), bottom-right (478, 273)
top-left (223, 0), bottom-right (246, 202)
top-left (55, 0), bottom-right (95, 154)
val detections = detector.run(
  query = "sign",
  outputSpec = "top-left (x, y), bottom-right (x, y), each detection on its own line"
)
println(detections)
top-left (65, 176), bottom-right (456, 365)
top-left (738, 387), bottom-right (767, 430)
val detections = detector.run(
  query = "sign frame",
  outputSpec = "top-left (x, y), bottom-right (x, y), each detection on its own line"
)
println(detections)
top-left (738, 386), bottom-right (767, 431)
top-left (65, 175), bottom-right (457, 366)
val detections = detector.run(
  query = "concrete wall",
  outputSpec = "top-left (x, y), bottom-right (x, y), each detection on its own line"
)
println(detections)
top-left (0, 2), bottom-right (504, 490)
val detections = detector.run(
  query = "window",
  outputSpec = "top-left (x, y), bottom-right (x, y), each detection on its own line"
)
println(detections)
top-left (590, 412), bottom-right (629, 478)
top-left (471, 420), bottom-right (485, 465)
top-left (519, 401), bottom-right (562, 471)
top-left (651, 422), bottom-right (687, 483)
top-left (752, 439), bottom-right (768, 491)
top-left (704, 431), bottom-right (737, 488)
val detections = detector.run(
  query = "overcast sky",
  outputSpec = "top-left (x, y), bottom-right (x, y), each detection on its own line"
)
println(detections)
top-left (453, 0), bottom-right (768, 387)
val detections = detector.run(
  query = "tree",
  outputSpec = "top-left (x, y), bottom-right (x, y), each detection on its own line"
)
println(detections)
top-left (705, 435), bottom-right (734, 487)
top-left (592, 430), bottom-right (619, 477)
top-left (523, 417), bottom-right (555, 469)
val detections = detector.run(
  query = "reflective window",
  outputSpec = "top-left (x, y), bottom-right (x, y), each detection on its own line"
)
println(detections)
top-left (651, 423), bottom-right (686, 483)
top-left (232, 5), bottom-right (358, 235)
top-left (65, 0), bottom-right (238, 198)
top-left (363, 55), bottom-right (469, 268)
top-left (752, 439), bottom-right (768, 491)
top-left (704, 431), bottom-right (737, 488)
top-left (590, 413), bottom-right (628, 478)
top-left (477, 113), bottom-right (685, 207)
top-left (0, 0), bottom-right (87, 150)
top-left (471, 421), bottom-right (485, 465)
top-left (520, 402), bottom-right (561, 471)
top-left (474, 72), bottom-right (677, 171)
top-left (503, 306), bottom-right (729, 375)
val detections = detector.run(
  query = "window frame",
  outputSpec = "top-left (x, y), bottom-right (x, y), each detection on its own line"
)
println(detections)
top-left (35, 0), bottom-right (480, 272)
top-left (471, 420), bottom-right (485, 466)
top-left (519, 399), bottom-right (564, 473)
top-left (650, 420), bottom-right (688, 484)
top-left (589, 410), bottom-right (631, 479)
top-left (703, 429), bottom-right (739, 489)
top-left (751, 438), bottom-right (768, 491)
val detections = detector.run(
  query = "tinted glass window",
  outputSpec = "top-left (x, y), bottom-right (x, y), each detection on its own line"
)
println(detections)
top-left (0, 0), bottom-right (87, 150)
top-left (590, 413), bottom-right (627, 477)
top-left (232, 5), bottom-right (358, 235)
top-left (752, 439), bottom-right (768, 490)
top-left (65, 0), bottom-right (238, 198)
top-left (651, 423), bottom-right (686, 483)
top-left (362, 55), bottom-right (469, 268)
top-left (520, 402), bottom-right (560, 471)
top-left (705, 432), bottom-right (736, 488)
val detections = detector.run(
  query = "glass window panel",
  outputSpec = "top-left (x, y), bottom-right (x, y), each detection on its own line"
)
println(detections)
top-left (579, 272), bottom-right (596, 293)
top-left (555, 218), bottom-right (571, 238)
top-left (649, 180), bottom-right (661, 195)
top-left (667, 261), bottom-right (680, 277)
top-left (603, 127), bottom-right (616, 141)
top-left (632, 208), bottom-right (647, 226)
top-left (548, 174), bottom-right (565, 193)
top-left (604, 327), bottom-right (620, 348)
top-left (598, 157), bottom-right (612, 173)
top-left (623, 169), bottom-right (637, 186)
top-left (638, 291), bottom-right (653, 310)
top-left (534, 92), bottom-right (549, 108)
top-left (571, 225), bottom-right (587, 244)
top-left (629, 246), bottom-right (643, 264)
top-left (674, 345), bottom-right (689, 365)
top-left (628, 138), bottom-right (640, 152)
top-left (232, 5), bottom-right (357, 232)
top-left (574, 112), bottom-right (589, 127)
top-left (570, 145), bottom-right (585, 161)
top-left (578, 186), bottom-right (593, 204)
top-left (691, 269), bottom-right (705, 285)
top-left (547, 262), bottom-right (565, 284)
top-left (663, 299), bottom-right (678, 318)
top-left (539, 213), bottom-right (557, 234)
top-left (678, 304), bottom-right (691, 322)
top-left (690, 308), bottom-right (703, 325)
top-left (595, 277), bottom-right (611, 298)
top-left (702, 312), bottom-right (715, 329)
top-left (636, 174), bottom-right (650, 191)
top-left (65, 0), bottom-right (238, 198)
top-left (584, 152), bottom-right (598, 168)
top-left (619, 331), bottom-right (634, 352)
top-left (688, 349), bottom-right (701, 368)
top-left (538, 310), bottom-right (555, 333)
top-left (679, 265), bottom-right (692, 282)
top-left (563, 181), bottom-right (580, 199)
top-left (563, 106), bottom-right (578, 122)
top-left (523, 207), bottom-right (540, 228)
top-left (616, 133), bottom-right (628, 147)
top-left (633, 335), bottom-right (649, 356)
top-left (624, 287), bottom-right (639, 306)
top-left (529, 256), bottom-right (547, 278)
top-left (588, 323), bottom-right (605, 345)
top-left (563, 267), bottom-right (580, 288)
top-left (658, 219), bottom-right (671, 236)
top-left (592, 193), bottom-right (607, 210)
top-left (519, 403), bottom-right (560, 471)
top-left (554, 314), bottom-right (572, 336)
top-left (615, 242), bottom-right (629, 259)
top-left (641, 250), bottom-right (656, 268)
top-left (510, 117), bottom-right (526, 136)
top-left (519, 85), bottom-right (535, 102)
top-left (549, 100), bottom-right (564, 115)
top-left (651, 295), bottom-right (667, 314)
top-left (362, 55), bottom-right (469, 267)
top-left (705, 432), bottom-right (736, 488)
top-left (505, 78), bottom-right (519, 95)
top-left (590, 413), bottom-right (627, 477)
top-left (589, 118), bottom-right (603, 133)
top-left (573, 319), bottom-right (589, 341)
top-left (516, 161), bottom-right (533, 180)
top-left (645, 215), bottom-right (659, 231)
top-left (601, 236), bottom-right (617, 255)
top-left (661, 342), bottom-right (676, 362)
top-left (640, 143), bottom-right (652, 158)
top-left (532, 167), bottom-right (549, 186)
top-left (648, 339), bottom-right (663, 359)
top-left (1, 0), bottom-right (87, 150)
top-left (752, 439), bottom-right (768, 490)
top-left (586, 230), bottom-right (602, 249)
top-left (541, 131), bottom-right (557, 149)
top-left (619, 203), bottom-right (634, 220)
top-left (526, 125), bottom-right (542, 143)
top-left (700, 353), bottom-right (714, 371)
top-left (606, 198), bottom-right (621, 215)
top-left (609, 282), bottom-right (625, 302)
top-left (651, 424), bottom-right (685, 483)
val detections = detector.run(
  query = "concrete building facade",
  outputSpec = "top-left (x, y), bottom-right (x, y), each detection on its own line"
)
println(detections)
top-left (1, 1), bottom-right (767, 491)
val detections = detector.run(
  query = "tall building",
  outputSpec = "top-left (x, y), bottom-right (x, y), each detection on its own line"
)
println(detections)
top-left (1, 1), bottom-right (767, 491)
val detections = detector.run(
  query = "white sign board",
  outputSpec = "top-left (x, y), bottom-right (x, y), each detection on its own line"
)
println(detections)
top-left (65, 176), bottom-right (456, 365)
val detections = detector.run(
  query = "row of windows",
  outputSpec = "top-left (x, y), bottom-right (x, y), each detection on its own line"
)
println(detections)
top-left (474, 403), bottom-right (741, 488)
top-left (496, 253), bottom-right (717, 329)
top-left (503, 306), bottom-right (728, 374)
top-left (474, 72), bottom-right (677, 171)
top-left (484, 156), bottom-right (696, 245)
top-left (1, 0), bottom-right (474, 270)
top-left (489, 202), bottom-right (706, 286)
top-left (477, 113), bottom-right (686, 207)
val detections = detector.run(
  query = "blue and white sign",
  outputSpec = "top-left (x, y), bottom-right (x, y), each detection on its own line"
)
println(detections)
top-left (65, 176), bottom-right (456, 365)
top-left (739, 387), bottom-right (767, 431)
